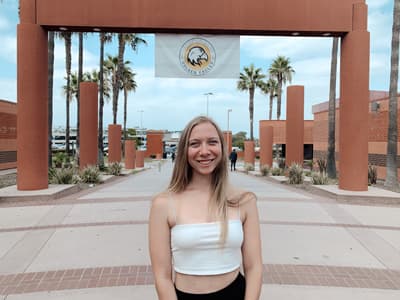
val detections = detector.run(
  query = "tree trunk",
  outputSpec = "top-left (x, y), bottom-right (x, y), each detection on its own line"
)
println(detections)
top-left (277, 79), bottom-right (282, 120)
top-left (48, 31), bottom-right (55, 168)
top-left (65, 33), bottom-right (72, 155)
top-left (385, 0), bottom-right (400, 190)
top-left (123, 88), bottom-right (128, 157)
top-left (76, 32), bottom-right (83, 161)
top-left (113, 33), bottom-right (125, 124)
top-left (249, 88), bottom-right (255, 140)
top-left (269, 94), bottom-right (273, 120)
top-left (98, 33), bottom-right (105, 167)
top-left (327, 37), bottom-right (338, 178)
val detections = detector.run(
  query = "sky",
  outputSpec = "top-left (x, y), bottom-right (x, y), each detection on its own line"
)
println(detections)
top-left (0, 0), bottom-right (396, 139)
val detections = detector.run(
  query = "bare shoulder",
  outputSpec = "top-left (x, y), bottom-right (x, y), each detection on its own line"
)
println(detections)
top-left (232, 189), bottom-right (257, 223)
top-left (150, 191), bottom-right (170, 217)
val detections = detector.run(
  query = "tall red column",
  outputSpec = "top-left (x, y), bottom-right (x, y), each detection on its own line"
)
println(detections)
top-left (108, 124), bottom-right (122, 163)
top-left (286, 86), bottom-right (304, 167)
top-left (223, 131), bottom-right (232, 154)
top-left (244, 140), bottom-right (255, 166)
top-left (339, 3), bottom-right (369, 191)
top-left (125, 140), bottom-right (136, 169)
top-left (17, 22), bottom-right (48, 190)
top-left (136, 150), bottom-right (145, 168)
top-left (79, 82), bottom-right (98, 169)
top-left (259, 122), bottom-right (273, 168)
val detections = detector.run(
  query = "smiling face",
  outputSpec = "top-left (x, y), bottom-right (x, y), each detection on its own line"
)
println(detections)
top-left (187, 121), bottom-right (222, 176)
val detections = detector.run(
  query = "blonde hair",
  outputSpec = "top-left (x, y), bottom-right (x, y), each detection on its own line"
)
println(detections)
top-left (168, 116), bottom-right (231, 243)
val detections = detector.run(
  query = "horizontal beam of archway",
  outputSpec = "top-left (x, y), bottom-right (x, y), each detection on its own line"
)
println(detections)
top-left (30, 0), bottom-right (361, 35)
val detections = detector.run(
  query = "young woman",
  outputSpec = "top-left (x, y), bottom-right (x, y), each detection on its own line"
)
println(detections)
top-left (149, 116), bottom-right (262, 300)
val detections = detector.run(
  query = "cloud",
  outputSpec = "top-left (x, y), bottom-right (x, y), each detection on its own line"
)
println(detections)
top-left (0, 15), bottom-right (11, 31)
top-left (0, 35), bottom-right (16, 64)
top-left (0, 78), bottom-right (16, 102)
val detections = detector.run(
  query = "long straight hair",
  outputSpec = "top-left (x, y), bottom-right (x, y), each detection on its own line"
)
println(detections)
top-left (168, 116), bottom-right (231, 243)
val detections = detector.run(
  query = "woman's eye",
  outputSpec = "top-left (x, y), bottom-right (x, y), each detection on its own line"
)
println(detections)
top-left (189, 142), bottom-right (199, 147)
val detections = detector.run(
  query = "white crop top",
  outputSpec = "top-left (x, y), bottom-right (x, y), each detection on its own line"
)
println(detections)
top-left (171, 219), bottom-right (243, 275)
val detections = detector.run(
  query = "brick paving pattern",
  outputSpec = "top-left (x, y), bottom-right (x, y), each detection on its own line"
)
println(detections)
top-left (0, 264), bottom-right (399, 295)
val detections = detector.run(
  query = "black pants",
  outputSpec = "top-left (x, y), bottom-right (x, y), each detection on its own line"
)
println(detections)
top-left (230, 160), bottom-right (237, 171)
top-left (175, 273), bottom-right (246, 300)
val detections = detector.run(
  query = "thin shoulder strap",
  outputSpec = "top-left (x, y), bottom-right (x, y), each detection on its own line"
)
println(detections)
top-left (168, 192), bottom-right (178, 225)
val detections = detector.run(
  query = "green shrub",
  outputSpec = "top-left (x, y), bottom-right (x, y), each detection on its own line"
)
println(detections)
top-left (311, 171), bottom-right (329, 185)
top-left (304, 170), bottom-right (312, 177)
top-left (80, 165), bottom-right (101, 184)
top-left (53, 152), bottom-right (68, 168)
top-left (108, 162), bottom-right (122, 176)
top-left (368, 164), bottom-right (377, 185)
top-left (49, 167), bottom-right (76, 184)
top-left (260, 165), bottom-right (270, 176)
top-left (288, 163), bottom-right (304, 184)
top-left (316, 158), bottom-right (327, 174)
top-left (244, 163), bottom-right (255, 173)
top-left (304, 160), bottom-right (314, 170)
top-left (271, 167), bottom-right (284, 176)
top-left (277, 158), bottom-right (286, 169)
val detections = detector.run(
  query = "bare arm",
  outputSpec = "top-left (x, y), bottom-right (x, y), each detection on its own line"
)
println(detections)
top-left (241, 194), bottom-right (263, 300)
top-left (149, 194), bottom-right (177, 300)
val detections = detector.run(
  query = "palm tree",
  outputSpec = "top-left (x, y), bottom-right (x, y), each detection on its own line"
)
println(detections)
top-left (121, 64), bottom-right (137, 150)
top-left (98, 32), bottom-right (114, 166)
top-left (56, 32), bottom-right (72, 154)
top-left (269, 56), bottom-right (295, 120)
top-left (48, 31), bottom-right (55, 167)
top-left (327, 37), bottom-right (339, 179)
top-left (237, 64), bottom-right (266, 140)
top-left (76, 32), bottom-right (85, 158)
top-left (114, 34), bottom-right (147, 124)
top-left (260, 77), bottom-right (279, 120)
top-left (104, 55), bottom-right (120, 124)
top-left (385, 0), bottom-right (400, 190)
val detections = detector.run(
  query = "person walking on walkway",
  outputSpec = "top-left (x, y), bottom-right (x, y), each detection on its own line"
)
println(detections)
top-left (229, 149), bottom-right (238, 171)
top-left (149, 116), bottom-right (262, 300)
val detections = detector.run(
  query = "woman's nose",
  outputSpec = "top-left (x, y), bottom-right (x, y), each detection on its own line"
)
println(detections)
top-left (199, 142), bottom-right (210, 154)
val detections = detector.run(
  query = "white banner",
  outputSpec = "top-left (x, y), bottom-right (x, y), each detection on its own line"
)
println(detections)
top-left (155, 34), bottom-right (240, 78)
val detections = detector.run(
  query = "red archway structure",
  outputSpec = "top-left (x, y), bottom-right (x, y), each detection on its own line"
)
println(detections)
top-left (17, 0), bottom-right (369, 191)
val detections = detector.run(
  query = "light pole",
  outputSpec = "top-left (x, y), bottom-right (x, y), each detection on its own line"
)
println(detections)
top-left (138, 110), bottom-right (144, 128)
top-left (204, 92), bottom-right (213, 116)
top-left (227, 109), bottom-right (232, 153)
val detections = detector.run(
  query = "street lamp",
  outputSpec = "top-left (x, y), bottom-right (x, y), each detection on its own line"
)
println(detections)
top-left (204, 92), bottom-right (213, 116)
top-left (138, 110), bottom-right (144, 128)
top-left (227, 109), bottom-right (232, 153)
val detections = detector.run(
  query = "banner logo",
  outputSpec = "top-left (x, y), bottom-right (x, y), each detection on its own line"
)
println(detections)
top-left (179, 38), bottom-right (216, 76)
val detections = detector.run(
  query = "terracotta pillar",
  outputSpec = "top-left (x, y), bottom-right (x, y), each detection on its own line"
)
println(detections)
top-left (136, 150), bottom-right (145, 168)
top-left (146, 130), bottom-right (163, 157)
top-left (108, 124), bottom-right (122, 163)
top-left (223, 131), bottom-right (232, 154)
top-left (125, 140), bottom-right (136, 169)
top-left (339, 3), bottom-right (369, 191)
top-left (17, 23), bottom-right (48, 190)
top-left (79, 82), bottom-right (98, 169)
top-left (286, 86), bottom-right (304, 167)
top-left (244, 140), bottom-right (255, 166)
top-left (259, 122), bottom-right (273, 167)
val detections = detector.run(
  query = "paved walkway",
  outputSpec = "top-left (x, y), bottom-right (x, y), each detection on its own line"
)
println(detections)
top-left (0, 161), bottom-right (400, 299)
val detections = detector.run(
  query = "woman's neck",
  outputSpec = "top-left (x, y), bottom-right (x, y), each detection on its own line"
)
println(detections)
top-left (187, 172), bottom-right (212, 191)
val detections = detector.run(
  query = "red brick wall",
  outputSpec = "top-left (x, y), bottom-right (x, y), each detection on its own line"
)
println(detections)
top-left (259, 120), bottom-right (314, 144)
top-left (312, 92), bottom-right (400, 180)
top-left (0, 100), bottom-right (17, 170)
top-left (146, 131), bottom-right (164, 158)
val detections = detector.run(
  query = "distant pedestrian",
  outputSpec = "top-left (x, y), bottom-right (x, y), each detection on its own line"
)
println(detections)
top-left (229, 149), bottom-right (238, 171)
top-left (171, 151), bottom-right (175, 162)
